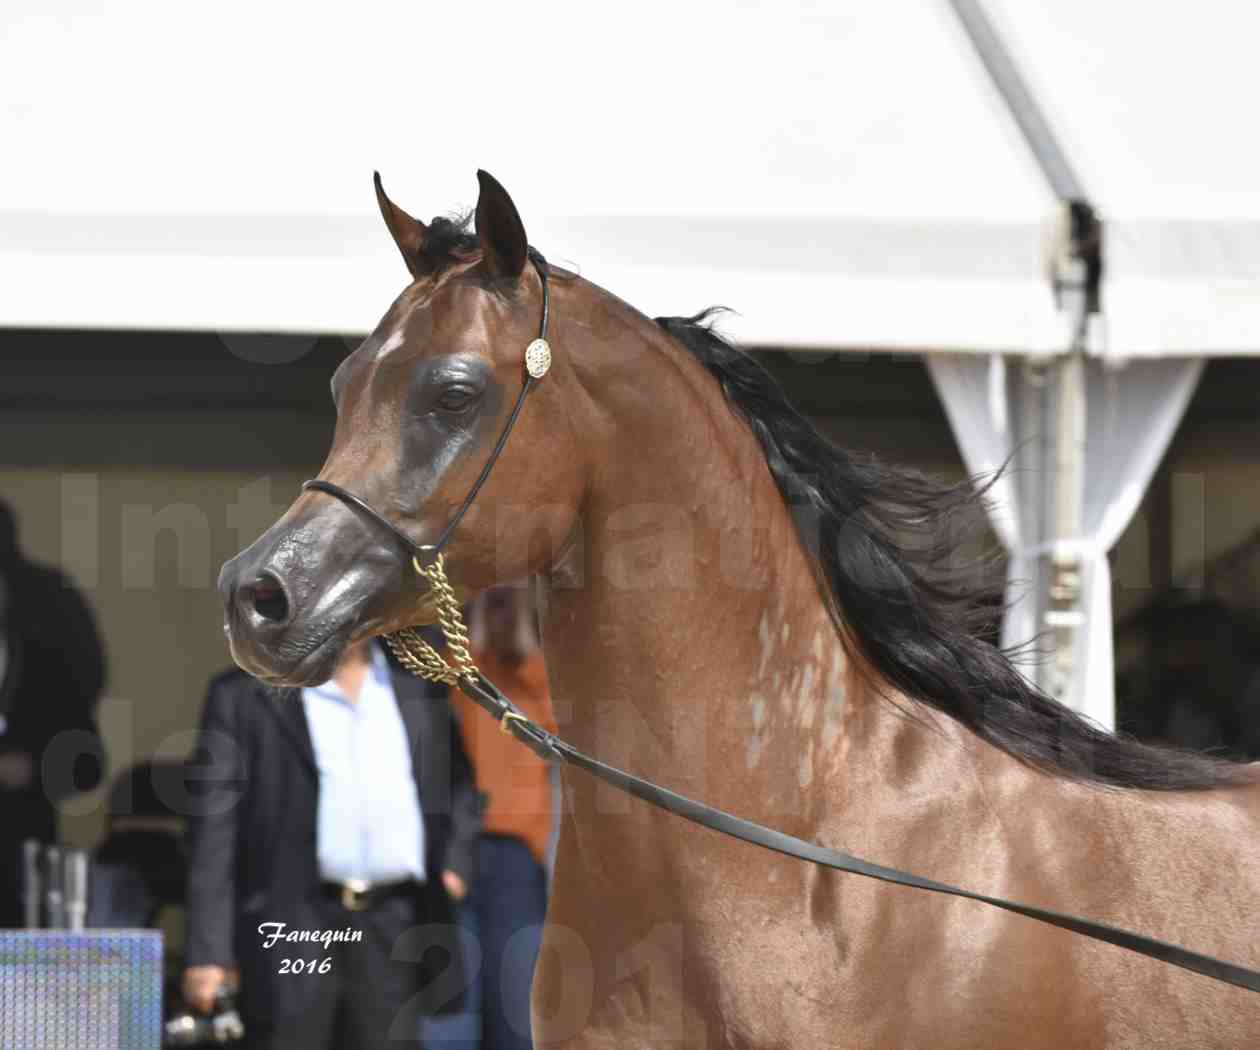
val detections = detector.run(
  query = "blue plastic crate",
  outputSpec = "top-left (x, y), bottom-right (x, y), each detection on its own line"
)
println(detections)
top-left (0, 931), bottom-right (162, 1050)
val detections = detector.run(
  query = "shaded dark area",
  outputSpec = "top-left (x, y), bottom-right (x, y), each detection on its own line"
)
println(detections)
top-left (1117, 510), bottom-right (1260, 760)
top-left (1114, 360), bottom-right (1260, 759)
top-left (753, 349), bottom-right (943, 420)
top-left (1117, 600), bottom-right (1260, 760)
top-left (0, 327), bottom-right (350, 414)
top-left (0, 327), bottom-right (344, 472)
top-left (1180, 358), bottom-right (1260, 423)
top-left (89, 761), bottom-right (190, 928)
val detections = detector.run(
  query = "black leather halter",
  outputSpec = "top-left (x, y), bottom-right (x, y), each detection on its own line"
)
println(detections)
top-left (302, 246), bottom-right (553, 563)
top-left (298, 246), bottom-right (1260, 996)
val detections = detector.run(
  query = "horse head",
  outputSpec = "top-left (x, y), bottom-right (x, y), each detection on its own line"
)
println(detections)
top-left (219, 172), bottom-right (586, 686)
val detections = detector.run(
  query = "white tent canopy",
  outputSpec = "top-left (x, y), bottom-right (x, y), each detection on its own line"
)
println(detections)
top-left (0, 0), bottom-right (1057, 348)
top-left (3, 2), bottom-right (1257, 352)
top-left (920, 0), bottom-right (1260, 725)
top-left (986, 0), bottom-right (1260, 357)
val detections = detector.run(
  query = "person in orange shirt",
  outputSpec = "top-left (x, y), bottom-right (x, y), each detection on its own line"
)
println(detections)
top-left (444, 583), bottom-right (558, 1050)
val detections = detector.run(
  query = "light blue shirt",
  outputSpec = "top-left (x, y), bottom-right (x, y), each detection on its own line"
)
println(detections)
top-left (301, 643), bottom-right (425, 885)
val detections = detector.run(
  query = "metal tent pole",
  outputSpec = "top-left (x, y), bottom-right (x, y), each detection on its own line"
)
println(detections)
top-left (946, 0), bottom-right (1102, 715)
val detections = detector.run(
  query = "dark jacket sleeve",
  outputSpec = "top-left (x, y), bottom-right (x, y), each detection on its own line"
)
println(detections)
top-left (442, 699), bottom-right (481, 885)
top-left (44, 576), bottom-right (107, 797)
top-left (184, 675), bottom-right (246, 968)
top-left (45, 571), bottom-right (107, 716)
top-left (5, 568), bottom-right (107, 800)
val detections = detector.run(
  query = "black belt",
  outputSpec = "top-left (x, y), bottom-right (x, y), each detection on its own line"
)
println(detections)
top-left (320, 878), bottom-right (417, 913)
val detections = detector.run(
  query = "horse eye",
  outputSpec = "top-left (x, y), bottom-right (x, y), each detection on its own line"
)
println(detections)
top-left (436, 385), bottom-right (478, 413)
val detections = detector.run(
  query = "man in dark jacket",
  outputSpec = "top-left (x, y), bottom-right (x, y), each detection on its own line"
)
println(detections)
top-left (0, 499), bottom-right (106, 926)
top-left (182, 637), bottom-right (480, 1050)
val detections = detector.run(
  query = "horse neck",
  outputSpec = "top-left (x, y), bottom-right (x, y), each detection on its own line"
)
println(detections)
top-left (537, 310), bottom-right (919, 824)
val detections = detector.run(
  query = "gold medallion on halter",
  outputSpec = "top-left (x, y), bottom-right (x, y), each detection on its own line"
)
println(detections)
top-left (525, 338), bottom-right (552, 378)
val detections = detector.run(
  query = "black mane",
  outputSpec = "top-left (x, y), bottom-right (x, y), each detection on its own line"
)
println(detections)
top-left (657, 309), bottom-right (1254, 792)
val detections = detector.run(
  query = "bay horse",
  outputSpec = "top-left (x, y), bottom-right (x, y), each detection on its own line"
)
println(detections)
top-left (220, 170), bottom-right (1260, 1048)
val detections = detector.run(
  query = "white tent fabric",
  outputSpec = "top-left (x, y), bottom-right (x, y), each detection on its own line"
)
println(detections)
top-left (0, 0), bottom-right (1055, 347)
top-left (3, 2), bottom-right (1257, 354)
top-left (928, 354), bottom-right (1203, 727)
top-left (985, 0), bottom-right (1260, 357)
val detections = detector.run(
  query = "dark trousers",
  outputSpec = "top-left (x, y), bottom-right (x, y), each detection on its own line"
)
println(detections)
top-left (424, 835), bottom-right (547, 1050)
top-left (246, 891), bottom-right (425, 1050)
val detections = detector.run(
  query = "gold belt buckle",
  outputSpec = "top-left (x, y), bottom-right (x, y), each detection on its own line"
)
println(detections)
top-left (341, 879), bottom-right (370, 912)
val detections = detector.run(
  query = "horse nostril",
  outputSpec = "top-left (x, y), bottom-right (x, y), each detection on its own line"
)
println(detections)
top-left (248, 574), bottom-right (290, 624)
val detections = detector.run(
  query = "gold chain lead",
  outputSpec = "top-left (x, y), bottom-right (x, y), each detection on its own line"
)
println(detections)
top-left (383, 552), bottom-right (480, 685)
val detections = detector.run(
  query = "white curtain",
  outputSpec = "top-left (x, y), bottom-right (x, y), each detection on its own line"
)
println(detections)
top-left (927, 353), bottom-right (1203, 729)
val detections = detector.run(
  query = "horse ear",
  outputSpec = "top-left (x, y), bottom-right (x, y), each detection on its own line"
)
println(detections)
top-left (374, 171), bottom-right (432, 280)
top-left (475, 169), bottom-right (528, 281)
